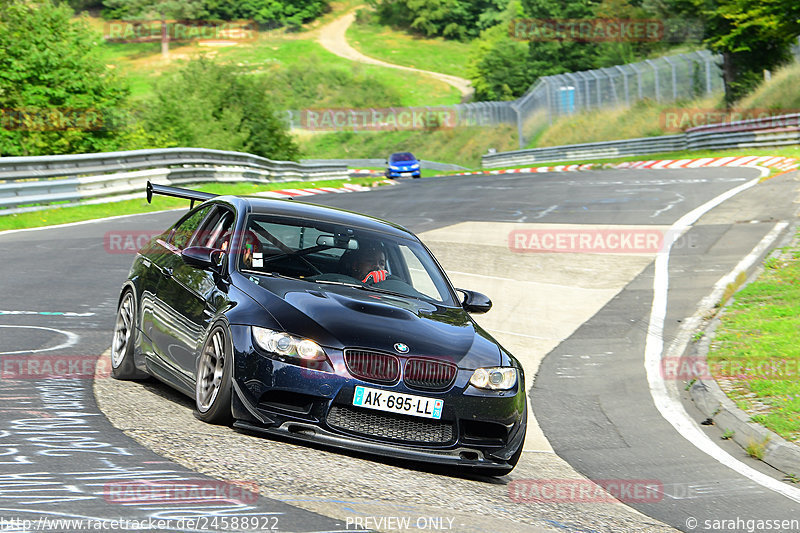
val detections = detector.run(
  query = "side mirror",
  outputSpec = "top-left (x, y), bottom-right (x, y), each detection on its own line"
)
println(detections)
top-left (457, 289), bottom-right (492, 314)
top-left (182, 246), bottom-right (224, 272)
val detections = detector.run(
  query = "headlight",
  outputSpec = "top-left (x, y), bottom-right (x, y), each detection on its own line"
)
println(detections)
top-left (469, 367), bottom-right (517, 390)
top-left (252, 327), bottom-right (326, 361)
top-left (389, 165), bottom-right (400, 170)
top-left (410, 164), bottom-right (420, 169)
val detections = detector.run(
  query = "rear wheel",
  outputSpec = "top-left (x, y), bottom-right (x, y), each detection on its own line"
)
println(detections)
top-left (194, 323), bottom-right (233, 425)
top-left (110, 290), bottom-right (147, 379)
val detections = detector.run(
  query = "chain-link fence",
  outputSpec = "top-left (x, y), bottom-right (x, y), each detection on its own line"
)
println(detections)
top-left (287, 50), bottom-right (724, 147)
top-left (502, 50), bottom-right (724, 147)
top-left (289, 40), bottom-right (800, 149)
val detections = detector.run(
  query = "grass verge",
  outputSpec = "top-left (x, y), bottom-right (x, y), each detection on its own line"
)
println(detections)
top-left (0, 177), bottom-right (383, 232)
top-left (706, 229), bottom-right (800, 443)
top-left (346, 16), bottom-right (471, 79)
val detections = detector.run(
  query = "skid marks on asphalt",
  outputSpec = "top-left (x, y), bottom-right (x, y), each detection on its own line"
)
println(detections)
top-left (418, 221), bottom-right (662, 452)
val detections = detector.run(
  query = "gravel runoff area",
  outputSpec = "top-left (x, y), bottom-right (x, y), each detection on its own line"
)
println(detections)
top-left (94, 351), bottom-right (676, 533)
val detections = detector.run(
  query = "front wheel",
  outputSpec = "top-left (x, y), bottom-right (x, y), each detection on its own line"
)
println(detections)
top-left (110, 290), bottom-right (147, 379)
top-left (194, 323), bottom-right (233, 425)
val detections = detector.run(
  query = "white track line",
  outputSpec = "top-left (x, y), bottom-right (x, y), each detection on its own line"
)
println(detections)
top-left (644, 166), bottom-right (800, 504)
top-left (0, 325), bottom-right (79, 355)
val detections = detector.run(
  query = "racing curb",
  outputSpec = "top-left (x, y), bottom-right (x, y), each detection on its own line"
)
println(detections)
top-left (255, 182), bottom-right (371, 198)
top-left (452, 155), bottom-right (800, 177)
top-left (254, 179), bottom-right (395, 199)
top-left (685, 223), bottom-right (800, 478)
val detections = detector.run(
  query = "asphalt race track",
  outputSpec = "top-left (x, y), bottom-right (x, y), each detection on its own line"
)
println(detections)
top-left (1, 167), bottom-right (799, 533)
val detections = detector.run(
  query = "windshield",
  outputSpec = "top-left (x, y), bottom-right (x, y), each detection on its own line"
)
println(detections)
top-left (237, 215), bottom-right (456, 306)
top-left (389, 152), bottom-right (416, 162)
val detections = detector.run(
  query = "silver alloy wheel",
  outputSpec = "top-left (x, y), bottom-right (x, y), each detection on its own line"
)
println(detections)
top-left (111, 292), bottom-right (134, 368)
top-left (196, 329), bottom-right (226, 412)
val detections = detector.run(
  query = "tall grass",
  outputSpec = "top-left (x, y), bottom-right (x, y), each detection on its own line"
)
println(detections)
top-left (737, 62), bottom-right (800, 111)
top-left (532, 96), bottom-right (722, 148)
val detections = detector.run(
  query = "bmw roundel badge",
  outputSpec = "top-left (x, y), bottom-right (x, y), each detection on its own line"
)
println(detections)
top-left (394, 343), bottom-right (409, 354)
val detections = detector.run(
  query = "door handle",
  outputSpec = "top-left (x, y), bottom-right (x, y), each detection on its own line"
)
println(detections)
top-left (163, 267), bottom-right (173, 279)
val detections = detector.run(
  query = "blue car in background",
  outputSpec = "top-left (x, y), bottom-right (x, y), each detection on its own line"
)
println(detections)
top-left (385, 152), bottom-right (421, 179)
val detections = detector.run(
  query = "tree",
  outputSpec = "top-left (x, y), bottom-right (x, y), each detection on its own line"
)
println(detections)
top-left (141, 58), bottom-right (299, 160)
top-left (469, 34), bottom-right (532, 100)
top-left (648, 0), bottom-right (800, 104)
top-left (700, 0), bottom-right (800, 104)
top-left (0, 0), bottom-right (129, 156)
top-left (103, 0), bottom-right (207, 56)
top-left (158, 0), bottom-right (330, 30)
top-left (519, 0), bottom-right (602, 79)
top-left (468, 2), bottom-right (535, 100)
top-left (368, 0), bottom-right (509, 40)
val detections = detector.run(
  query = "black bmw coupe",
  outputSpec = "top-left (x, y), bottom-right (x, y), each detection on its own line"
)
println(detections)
top-left (111, 182), bottom-right (526, 475)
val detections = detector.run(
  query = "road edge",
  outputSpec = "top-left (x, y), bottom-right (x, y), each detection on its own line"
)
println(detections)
top-left (688, 222), bottom-right (800, 479)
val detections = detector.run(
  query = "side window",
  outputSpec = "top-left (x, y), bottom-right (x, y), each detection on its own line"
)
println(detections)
top-left (399, 245), bottom-right (443, 301)
top-left (190, 207), bottom-right (234, 249)
top-left (170, 206), bottom-right (212, 250)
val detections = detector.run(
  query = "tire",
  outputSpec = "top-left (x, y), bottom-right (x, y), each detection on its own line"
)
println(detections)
top-left (110, 290), bottom-right (147, 380)
top-left (194, 323), bottom-right (233, 425)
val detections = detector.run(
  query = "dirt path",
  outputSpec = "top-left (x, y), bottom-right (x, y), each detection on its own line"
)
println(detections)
top-left (317, 11), bottom-right (474, 100)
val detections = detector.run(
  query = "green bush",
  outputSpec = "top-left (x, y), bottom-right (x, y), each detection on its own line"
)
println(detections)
top-left (468, 24), bottom-right (533, 101)
top-left (0, 0), bottom-right (130, 156)
top-left (368, 0), bottom-right (508, 40)
top-left (139, 58), bottom-right (299, 160)
top-left (259, 58), bottom-right (408, 110)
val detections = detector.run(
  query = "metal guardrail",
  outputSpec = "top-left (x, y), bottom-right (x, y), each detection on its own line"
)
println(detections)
top-left (686, 114), bottom-right (800, 150)
top-left (482, 113), bottom-right (800, 168)
top-left (0, 148), bottom-right (349, 212)
top-left (482, 135), bottom-right (686, 168)
top-left (301, 158), bottom-right (467, 172)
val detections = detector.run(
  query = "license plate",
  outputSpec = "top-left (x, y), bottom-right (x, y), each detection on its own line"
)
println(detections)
top-left (352, 386), bottom-right (443, 419)
top-left (401, 172), bottom-right (412, 176)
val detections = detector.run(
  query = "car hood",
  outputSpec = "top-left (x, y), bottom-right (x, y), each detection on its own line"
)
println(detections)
top-left (391, 160), bottom-right (418, 166)
top-left (242, 276), bottom-right (501, 368)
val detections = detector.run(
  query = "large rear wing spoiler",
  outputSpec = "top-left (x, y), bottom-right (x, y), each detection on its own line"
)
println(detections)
top-left (147, 181), bottom-right (217, 208)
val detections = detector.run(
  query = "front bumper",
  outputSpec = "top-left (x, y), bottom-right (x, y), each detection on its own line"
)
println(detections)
top-left (230, 325), bottom-right (526, 472)
top-left (385, 168), bottom-right (421, 178)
